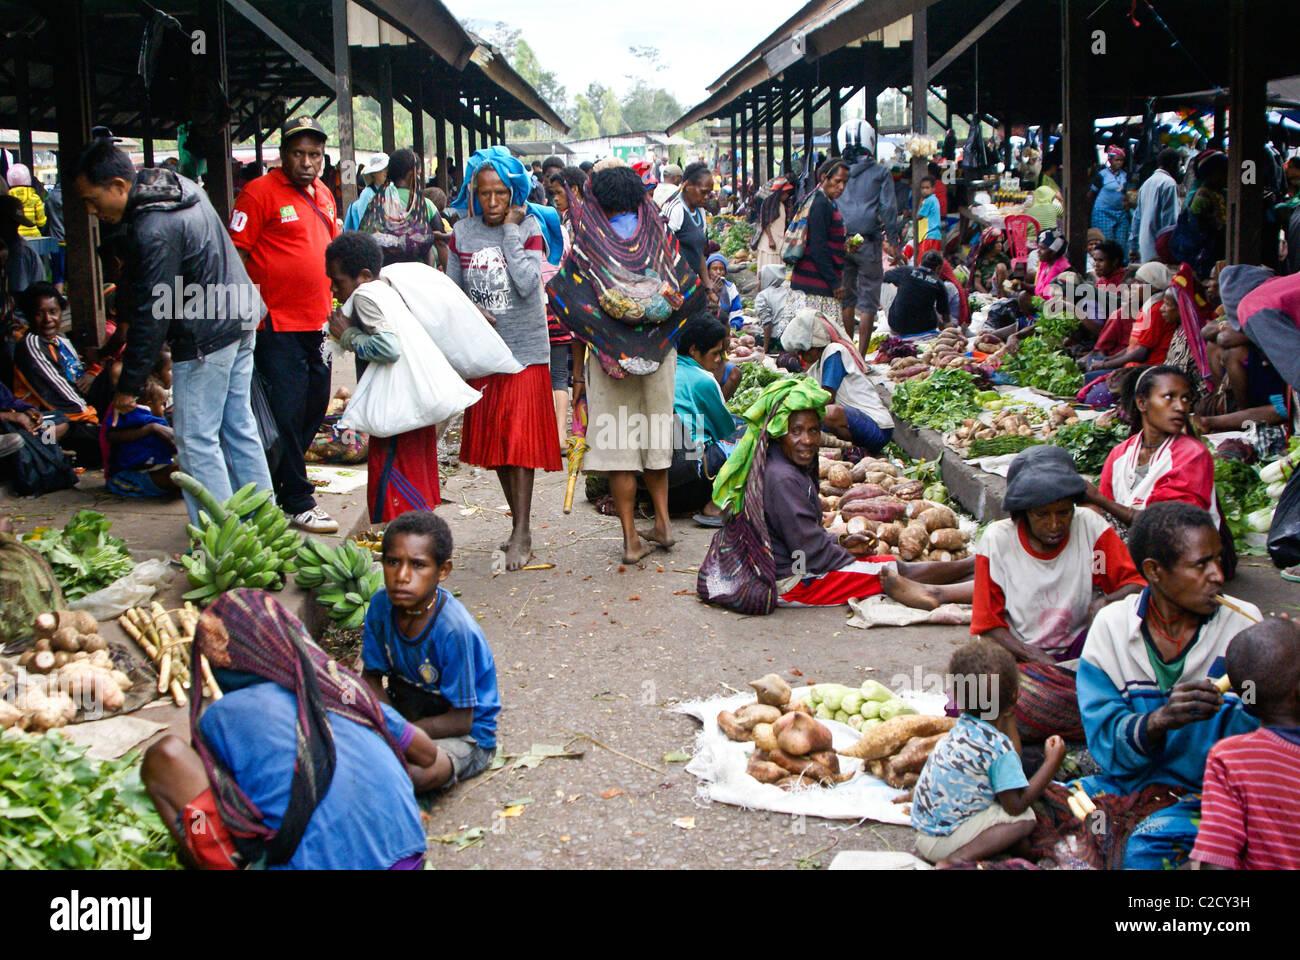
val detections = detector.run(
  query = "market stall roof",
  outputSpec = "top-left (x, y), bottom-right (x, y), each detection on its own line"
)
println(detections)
top-left (507, 140), bottom-right (575, 157)
top-left (669, 0), bottom-right (1298, 134)
top-left (0, 0), bottom-right (568, 143)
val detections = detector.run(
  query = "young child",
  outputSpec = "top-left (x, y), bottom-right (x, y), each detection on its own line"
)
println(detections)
top-left (362, 510), bottom-right (500, 790)
top-left (1190, 617), bottom-right (1300, 870)
top-left (103, 373), bottom-right (179, 498)
top-left (911, 639), bottom-right (1065, 866)
top-left (706, 254), bottom-right (745, 329)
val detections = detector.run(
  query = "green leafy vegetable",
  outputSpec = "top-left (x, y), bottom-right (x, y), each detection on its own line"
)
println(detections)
top-left (0, 729), bottom-right (178, 869)
top-left (890, 369), bottom-right (983, 431)
top-left (968, 434), bottom-right (1045, 458)
top-left (21, 510), bottom-right (134, 601)
top-left (1050, 419), bottom-right (1130, 475)
top-left (1000, 338), bottom-right (1083, 396)
top-left (1215, 458), bottom-right (1271, 542)
top-left (725, 362), bottom-right (788, 415)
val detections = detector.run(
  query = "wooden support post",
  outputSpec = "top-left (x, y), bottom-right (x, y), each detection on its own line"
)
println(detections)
top-left (737, 102), bottom-right (747, 194)
top-left (196, 2), bottom-right (234, 223)
top-left (16, 46), bottom-right (34, 168)
top-left (331, 0), bottom-right (357, 207)
top-left (803, 84), bottom-right (815, 174)
top-left (1227, 0), bottom-right (1267, 265)
top-left (412, 74), bottom-right (424, 159)
top-left (730, 109), bottom-right (739, 184)
top-left (750, 93), bottom-right (760, 194)
top-left (1211, 98), bottom-right (1226, 151)
top-left (764, 91), bottom-right (776, 179)
top-left (378, 56), bottom-right (395, 153)
top-left (435, 92), bottom-right (448, 191)
top-left (52, 0), bottom-right (104, 351)
top-left (864, 83), bottom-right (881, 134)
top-left (453, 117), bottom-right (464, 189)
top-left (829, 88), bottom-right (842, 157)
top-left (781, 82), bottom-right (792, 175)
top-left (1061, 0), bottom-right (1091, 272)
top-left (910, 8), bottom-right (927, 264)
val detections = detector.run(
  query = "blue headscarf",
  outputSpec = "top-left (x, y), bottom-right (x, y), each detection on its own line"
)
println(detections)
top-left (449, 145), bottom-right (564, 266)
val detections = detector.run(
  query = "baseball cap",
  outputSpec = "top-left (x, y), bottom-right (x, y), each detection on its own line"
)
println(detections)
top-left (281, 114), bottom-right (327, 142)
top-left (363, 152), bottom-right (389, 174)
top-left (662, 164), bottom-right (683, 178)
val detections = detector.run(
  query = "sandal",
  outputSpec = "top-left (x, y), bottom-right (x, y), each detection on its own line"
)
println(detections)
top-left (1281, 565), bottom-right (1300, 583)
top-left (693, 512), bottom-right (725, 528)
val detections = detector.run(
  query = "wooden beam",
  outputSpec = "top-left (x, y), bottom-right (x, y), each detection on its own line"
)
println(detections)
top-left (378, 56), bottom-right (395, 153)
top-left (412, 73), bottom-right (424, 159)
top-left (829, 89), bottom-right (842, 157)
top-left (331, 0), bottom-right (357, 207)
top-left (52, 0), bottom-right (104, 352)
top-left (435, 88), bottom-right (448, 191)
top-left (910, 6), bottom-right (927, 264)
top-left (1227, 0), bottom-right (1267, 265)
top-left (781, 81), bottom-right (792, 175)
top-left (224, 0), bottom-right (336, 89)
top-left (927, 0), bottom-right (1023, 82)
top-left (16, 46), bottom-right (33, 167)
top-left (1062, 0), bottom-right (1091, 270)
top-left (766, 89), bottom-right (777, 177)
top-left (197, 2), bottom-right (234, 223)
top-left (731, 108), bottom-right (740, 184)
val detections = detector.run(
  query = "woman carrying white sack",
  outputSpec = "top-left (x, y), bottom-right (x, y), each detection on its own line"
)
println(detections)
top-left (325, 231), bottom-right (480, 523)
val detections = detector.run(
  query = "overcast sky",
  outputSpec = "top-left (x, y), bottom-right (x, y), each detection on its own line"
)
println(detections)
top-left (445, 1), bottom-right (804, 107)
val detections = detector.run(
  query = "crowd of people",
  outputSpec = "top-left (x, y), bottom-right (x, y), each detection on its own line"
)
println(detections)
top-left (3, 107), bottom-right (1298, 872)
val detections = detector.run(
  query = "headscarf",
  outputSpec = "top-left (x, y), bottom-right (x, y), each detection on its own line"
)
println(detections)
top-left (706, 253), bottom-right (729, 273)
top-left (450, 145), bottom-right (564, 265)
top-left (1033, 185), bottom-right (1058, 206)
top-left (939, 259), bottom-right (971, 325)
top-left (711, 376), bottom-right (830, 514)
top-left (1106, 145), bottom-right (1127, 161)
top-left (190, 589), bottom-right (403, 866)
top-left (758, 263), bottom-right (786, 291)
top-left (1087, 227), bottom-right (1105, 246)
top-left (1034, 231), bottom-right (1071, 297)
top-left (1169, 263), bottom-right (1215, 385)
top-left (1136, 261), bottom-right (1174, 293)
top-left (6, 163), bottom-right (31, 188)
top-left (1003, 444), bottom-right (1087, 513)
top-left (782, 307), bottom-right (870, 373)
top-left (974, 227), bottom-right (1004, 261)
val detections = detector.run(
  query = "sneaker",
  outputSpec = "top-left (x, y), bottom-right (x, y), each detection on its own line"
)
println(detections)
top-left (291, 508), bottom-right (339, 534)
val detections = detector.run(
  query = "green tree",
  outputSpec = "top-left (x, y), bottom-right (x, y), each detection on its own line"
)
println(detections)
top-left (572, 93), bottom-right (600, 140)
top-left (598, 87), bottom-right (625, 135)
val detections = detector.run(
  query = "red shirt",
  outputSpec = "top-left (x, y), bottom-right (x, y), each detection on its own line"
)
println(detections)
top-left (229, 168), bottom-right (337, 332)
top-left (1099, 433), bottom-right (1215, 512)
top-left (1127, 301), bottom-right (1176, 365)
top-left (1190, 729), bottom-right (1300, 870)
top-left (1094, 307), bottom-right (1135, 356)
top-left (932, 179), bottom-right (948, 217)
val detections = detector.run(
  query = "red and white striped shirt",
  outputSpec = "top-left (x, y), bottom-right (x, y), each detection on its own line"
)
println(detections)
top-left (1190, 728), bottom-right (1300, 870)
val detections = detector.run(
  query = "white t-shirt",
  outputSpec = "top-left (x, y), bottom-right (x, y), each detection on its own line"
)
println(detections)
top-left (808, 342), bottom-right (893, 429)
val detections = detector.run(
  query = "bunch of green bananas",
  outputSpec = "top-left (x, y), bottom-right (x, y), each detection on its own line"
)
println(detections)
top-left (294, 539), bottom-right (383, 629)
top-left (174, 473), bottom-right (303, 605)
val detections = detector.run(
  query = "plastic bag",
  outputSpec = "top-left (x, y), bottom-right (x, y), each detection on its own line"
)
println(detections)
top-left (380, 262), bottom-right (523, 379)
top-left (339, 281), bottom-right (482, 438)
top-left (68, 558), bottom-right (175, 621)
top-left (1267, 468), bottom-right (1300, 568)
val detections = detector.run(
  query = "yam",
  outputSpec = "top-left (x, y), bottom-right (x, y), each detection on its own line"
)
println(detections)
top-left (768, 748), bottom-right (839, 785)
top-left (29, 650), bottom-right (55, 674)
top-left (33, 612), bottom-right (58, 641)
top-left (899, 525), bottom-right (928, 561)
top-left (0, 699), bottom-right (20, 730)
top-left (826, 463), bottom-right (853, 489)
top-left (875, 522), bottom-right (903, 547)
top-left (748, 673), bottom-right (791, 707)
top-left (929, 529), bottom-right (967, 551)
top-left (716, 710), bottom-right (752, 742)
top-left (849, 459), bottom-right (870, 484)
top-left (818, 457), bottom-right (836, 479)
top-left (841, 497), bottom-right (908, 523)
top-left (839, 483), bottom-right (888, 506)
top-left (887, 733), bottom-right (948, 776)
top-left (907, 500), bottom-right (945, 519)
top-left (752, 722), bottom-right (779, 753)
top-left (917, 506), bottom-right (957, 533)
top-left (782, 699), bottom-right (812, 716)
top-left (773, 712), bottom-right (833, 756)
top-left (837, 714), bottom-right (957, 760)
top-left (734, 703), bottom-right (783, 729)
top-left (884, 769), bottom-right (920, 790)
top-left (863, 471), bottom-right (889, 486)
top-left (746, 754), bottom-right (788, 785)
top-left (891, 479), bottom-right (924, 500)
top-left (819, 480), bottom-right (848, 497)
top-left (826, 518), bottom-right (848, 537)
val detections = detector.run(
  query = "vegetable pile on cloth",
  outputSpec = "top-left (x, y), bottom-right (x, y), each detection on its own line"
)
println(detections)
top-left (19, 511), bottom-right (134, 603)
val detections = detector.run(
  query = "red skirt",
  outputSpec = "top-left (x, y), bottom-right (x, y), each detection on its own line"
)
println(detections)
top-left (368, 424), bottom-right (442, 523)
top-left (460, 364), bottom-right (562, 472)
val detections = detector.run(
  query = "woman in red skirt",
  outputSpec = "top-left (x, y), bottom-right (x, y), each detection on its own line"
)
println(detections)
top-left (325, 232), bottom-right (442, 522)
top-left (446, 148), bottom-right (562, 570)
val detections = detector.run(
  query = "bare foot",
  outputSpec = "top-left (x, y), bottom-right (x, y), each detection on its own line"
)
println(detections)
top-left (880, 568), bottom-right (941, 611)
top-left (636, 525), bottom-right (675, 550)
top-left (622, 538), bottom-right (658, 564)
top-left (503, 533), bottom-right (532, 571)
top-left (699, 502), bottom-right (723, 518)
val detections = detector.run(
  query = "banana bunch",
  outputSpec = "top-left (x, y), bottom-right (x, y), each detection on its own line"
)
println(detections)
top-left (294, 539), bottom-right (383, 629)
top-left (174, 473), bottom-right (303, 605)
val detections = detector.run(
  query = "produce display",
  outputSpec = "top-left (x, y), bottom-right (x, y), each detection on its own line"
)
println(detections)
top-left (807, 678), bottom-right (916, 730)
top-left (998, 336), bottom-right (1083, 396)
top-left (0, 729), bottom-right (178, 869)
top-left (705, 215), bottom-right (755, 261)
top-left (174, 473), bottom-right (303, 604)
top-left (293, 539), bottom-right (384, 629)
top-left (949, 403), bottom-right (1080, 458)
top-left (1, 610), bottom-right (131, 731)
top-left (725, 361), bottom-right (787, 415)
top-left (717, 673), bottom-right (849, 790)
top-left (727, 333), bottom-right (763, 361)
top-left (20, 511), bottom-right (134, 602)
top-left (1216, 456), bottom-right (1276, 540)
top-left (838, 713), bottom-right (957, 789)
top-left (117, 602), bottom-right (218, 706)
top-left (890, 369), bottom-right (984, 431)
top-left (1048, 418), bottom-right (1129, 475)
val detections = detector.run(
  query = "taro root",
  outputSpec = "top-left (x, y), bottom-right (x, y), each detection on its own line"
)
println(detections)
top-left (716, 710), bottom-right (752, 742)
top-left (748, 673), bottom-right (791, 707)
top-left (773, 712), bottom-right (833, 756)
top-left (734, 703), bottom-right (782, 729)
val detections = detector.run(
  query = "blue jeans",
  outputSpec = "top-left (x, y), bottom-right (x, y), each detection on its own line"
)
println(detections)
top-left (171, 333), bottom-right (273, 524)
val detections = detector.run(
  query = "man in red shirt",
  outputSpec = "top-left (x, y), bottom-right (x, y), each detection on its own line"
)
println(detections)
top-left (230, 116), bottom-right (339, 533)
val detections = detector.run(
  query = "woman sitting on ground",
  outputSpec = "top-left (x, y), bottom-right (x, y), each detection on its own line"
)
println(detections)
top-left (1076, 502), bottom-right (1259, 869)
top-left (706, 254), bottom-right (745, 329)
top-left (1031, 230), bottom-right (1071, 298)
top-left (710, 378), bottom-right (974, 608)
top-left (141, 589), bottom-right (442, 869)
top-left (671, 313), bottom-right (743, 524)
top-left (971, 446), bottom-right (1146, 742)
top-left (12, 281), bottom-right (104, 468)
top-left (970, 229), bottom-right (1010, 296)
top-left (102, 375), bottom-right (179, 498)
top-left (782, 307), bottom-right (893, 455)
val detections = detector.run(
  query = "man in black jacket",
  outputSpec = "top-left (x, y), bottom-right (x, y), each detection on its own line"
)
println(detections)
top-left (74, 138), bottom-right (272, 525)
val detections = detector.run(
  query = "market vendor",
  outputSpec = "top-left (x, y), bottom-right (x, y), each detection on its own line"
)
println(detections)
top-left (706, 254), bottom-right (745, 329)
top-left (710, 378), bottom-right (974, 608)
top-left (971, 446), bottom-right (1146, 742)
top-left (671, 314), bottom-right (742, 524)
top-left (782, 307), bottom-right (893, 454)
top-left (141, 590), bottom-right (439, 870)
top-left (970, 228), bottom-right (1010, 297)
top-left (882, 251), bottom-right (954, 338)
top-left (1075, 502), bottom-right (1259, 869)
top-left (1085, 287), bottom-right (1179, 371)
top-left (1031, 230), bottom-right (1071, 298)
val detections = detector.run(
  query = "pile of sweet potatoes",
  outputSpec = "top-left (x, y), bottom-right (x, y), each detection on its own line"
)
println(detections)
top-left (837, 713), bottom-right (957, 790)
top-left (717, 674), bottom-right (847, 790)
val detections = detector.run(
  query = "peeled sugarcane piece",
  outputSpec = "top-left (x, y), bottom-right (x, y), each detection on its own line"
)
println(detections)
top-left (169, 679), bottom-right (188, 706)
top-left (1213, 674), bottom-right (1232, 694)
top-left (1071, 784), bottom-right (1097, 815)
top-left (200, 655), bottom-right (222, 700)
top-left (1066, 795), bottom-right (1087, 821)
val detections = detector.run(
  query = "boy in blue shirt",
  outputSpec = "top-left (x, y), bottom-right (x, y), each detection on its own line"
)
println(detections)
top-left (910, 639), bottom-right (1065, 866)
top-left (362, 510), bottom-right (500, 789)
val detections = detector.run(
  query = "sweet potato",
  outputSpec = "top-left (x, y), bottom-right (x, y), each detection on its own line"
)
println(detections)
top-left (884, 769), bottom-right (920, 790)
top-left (774, 712), bottom-right (833, 756)
top-left (919, 506), bottom-right (958, 532)
top-left (748, 673), bottom-right (791, 707)
top-left (716, 710), bottom-right (752, 742)
top-left (818, 457), bottom-right (836, 479)
top-left (841, 497), bottom-right (908, 523)
top-left (899, 524), bottom-right (928, 561)
top-left (752, 722), bottom-right (779, 753)
top-left (819, 480), bottom-right (848, 497)
top-left (891, 479), bottom-right (925, 500)
top-left (734, 703), bottom-right (783, 729)
top-left (782, 699), bottom-right (812, 716)
top-left (827, 463), bottom-right (853, 489)
top-left (849, 459), bottom-right (870, 484)
top-left (768, 748), bottom-right (839, 785)
top-left (837, 714), bottom-right (957, 760)
top-left (887, 733), bottom-right (948, 777)
top-left (875, 522), bottom-right (903, 547)
top-left (747, 754), bottom-right (787, 784)
top-left (929, 529), bottom-right (967, 551)
top-left (839, 483), bottom-right (888, 506)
